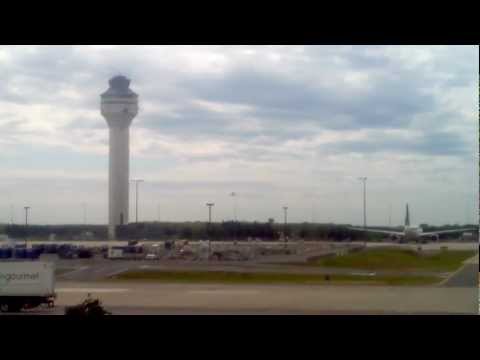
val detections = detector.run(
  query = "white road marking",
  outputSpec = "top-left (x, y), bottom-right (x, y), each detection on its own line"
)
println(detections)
top-left (350, 272), bottom-right (376, 276)
top-left (105, 267), bottom-right (131, 278)
top-left (57, 288), bottom-right (130, 293)
top-left (187, 290), bottom-right (262, 295)
top-left (465, 254), bottom-right (479, 265)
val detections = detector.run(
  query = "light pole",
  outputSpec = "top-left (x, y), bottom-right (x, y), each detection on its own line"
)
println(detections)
top-left (24, 206), bottom-right (30, 248)
top-left (388, 203), bottom-right (392, 227)
top-left (131, 179), bottom-right (144, 223)
top-left (82, 202), bottom-right (87, 225)
top-left (358, 177), bottom-right (367, 229)
top-left (24, 206), bottom-right (30, 226)
top-left (230, 192), bottom-right (237, 241)
top-left (310, 203), bottom-right (314, 224)
top-left (283, 206), bottom-right (288, 242)
top-left (206, 203), bottom-right (214, 257)
top-left (206, 203), bottom-right (214, 224)
top-left (230, 192), bottom-right (237, 221)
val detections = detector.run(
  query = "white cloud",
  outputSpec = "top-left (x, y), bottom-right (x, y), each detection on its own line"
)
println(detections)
top-left (0, 45), bottom-right (477, 225)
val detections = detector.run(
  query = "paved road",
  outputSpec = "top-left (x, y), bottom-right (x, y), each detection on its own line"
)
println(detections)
top-left (46, 281), bottom-right (479, 314)
top-left (2, 278), bottom-right (477, 315)
top-left (2, 306), bottom-right (460, 315)
top-left (443, 265), bottom-right (478, 287)
top-left (443, 255), bottom-right (479, 288)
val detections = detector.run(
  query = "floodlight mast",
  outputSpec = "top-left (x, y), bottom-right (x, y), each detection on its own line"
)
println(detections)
top-left (283, 206), bottom-right (288, 242)
top-left (132, 179), bottom-right (144, 223)
top-left (358, 177), bottom-right (367, 229)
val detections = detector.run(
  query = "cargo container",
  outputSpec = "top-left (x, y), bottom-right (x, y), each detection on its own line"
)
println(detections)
top-left (0, 261), bottom-right (56, 312)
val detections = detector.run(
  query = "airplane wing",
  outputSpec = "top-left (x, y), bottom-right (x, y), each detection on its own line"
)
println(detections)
top-left (348, 227), bottom-right (405, 236)
top-left (420, 228), bottom-right (477, 237)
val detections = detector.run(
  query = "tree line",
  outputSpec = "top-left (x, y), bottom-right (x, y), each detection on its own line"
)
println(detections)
top-left (1, 221), bottom-right (476, 242)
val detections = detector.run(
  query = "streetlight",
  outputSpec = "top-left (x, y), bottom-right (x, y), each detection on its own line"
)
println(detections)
top-left (206, 203), bottom-right (214, 257)
top-left (230, 192), bottom-right (237, 241)
top-left (206, 203), bottom-right (214, 224)
top-left (82, 203), bottom-right (87, 225)
top-left (24, 206), bottom-right (30, 226)
top-left (358, 177), bottom-right (367, 229)
top-left (24, 206), bottom-right (30, 248)
top-left (230, 192), bottom-right (237, 221)
top-left (388, 203), bottom-right (392, 227)
top-left (283, 206), bottom-right (288, 242)
top-left (131, 179), bottom-right (144, 223)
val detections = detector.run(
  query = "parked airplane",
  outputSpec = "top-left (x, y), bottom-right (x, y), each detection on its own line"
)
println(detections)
top-left (349, 204), bottom-right (476, 242)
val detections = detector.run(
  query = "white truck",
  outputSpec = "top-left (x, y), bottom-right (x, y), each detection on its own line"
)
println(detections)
top-left (0, 261), bottom-right (56, 312)
top-left (107, 247), bottom-right (124, 259)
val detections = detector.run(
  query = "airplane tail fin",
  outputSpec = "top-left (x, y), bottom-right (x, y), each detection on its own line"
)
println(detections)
top-left (405, 204), bottom-right (410, 227)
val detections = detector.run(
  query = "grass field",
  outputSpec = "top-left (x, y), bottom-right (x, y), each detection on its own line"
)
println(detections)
top-left (112, 270), bottom-right (440, 286)
top-left (311, 248), bottom-right (476, 272)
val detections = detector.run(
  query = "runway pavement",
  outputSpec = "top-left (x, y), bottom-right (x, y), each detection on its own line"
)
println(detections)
top-left (44, 281), bottom-right (478, 315)
top-left (7, 306), bottom-right (462, 315)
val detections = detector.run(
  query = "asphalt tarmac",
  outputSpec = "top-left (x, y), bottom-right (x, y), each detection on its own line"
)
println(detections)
top-left (443, 254), bottom-right (479, 288)
top-left (44, 281), bottom-right (479, 314)
top-left (2, 242), bottom-right (477, 315)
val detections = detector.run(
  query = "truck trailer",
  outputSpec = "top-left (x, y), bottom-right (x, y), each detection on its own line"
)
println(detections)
top-left (0, 261), bottom-right (56, 312)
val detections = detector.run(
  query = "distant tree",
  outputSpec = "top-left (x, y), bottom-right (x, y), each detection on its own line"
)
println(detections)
top-left (181, 227), bottom-right (193, 239)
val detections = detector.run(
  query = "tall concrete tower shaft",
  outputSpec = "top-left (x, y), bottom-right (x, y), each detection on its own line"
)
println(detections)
top-left (101, 76), bottom-right (138, 239)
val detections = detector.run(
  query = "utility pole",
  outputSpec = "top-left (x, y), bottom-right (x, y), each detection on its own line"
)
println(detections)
top-left (10, 204), bottom-right (14, 225)
top-left (358, 177), bottom-right (367, 228)
top-left (283, 206), bottom-right (288, 242)
top-left (131, 179), bottom-right (144, 223)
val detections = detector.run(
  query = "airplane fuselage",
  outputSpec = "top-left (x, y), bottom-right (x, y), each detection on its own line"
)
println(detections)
top-left (404, 225), bottom-right (423, 240)
top-left (349, 203), bottom-right (475, 243)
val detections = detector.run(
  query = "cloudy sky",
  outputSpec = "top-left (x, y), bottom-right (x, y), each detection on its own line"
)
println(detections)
top-left (0, 45), bottom-right (478, 226)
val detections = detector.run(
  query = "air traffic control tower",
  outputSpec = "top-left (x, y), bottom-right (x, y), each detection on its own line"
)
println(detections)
top-left (101, 75), bottom-right (139, 239)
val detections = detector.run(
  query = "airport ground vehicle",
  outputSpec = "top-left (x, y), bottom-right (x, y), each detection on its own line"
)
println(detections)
top-left (0, 261), bottom-right (56, 312)
top-left (65, 295), bottom-right (111, 316)
top-left (107, 247), bottom-right (122, 259)
top-left (106, 245), bottom-right (143, 260)
top-left (145, 253), bottom-right (159, 260)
